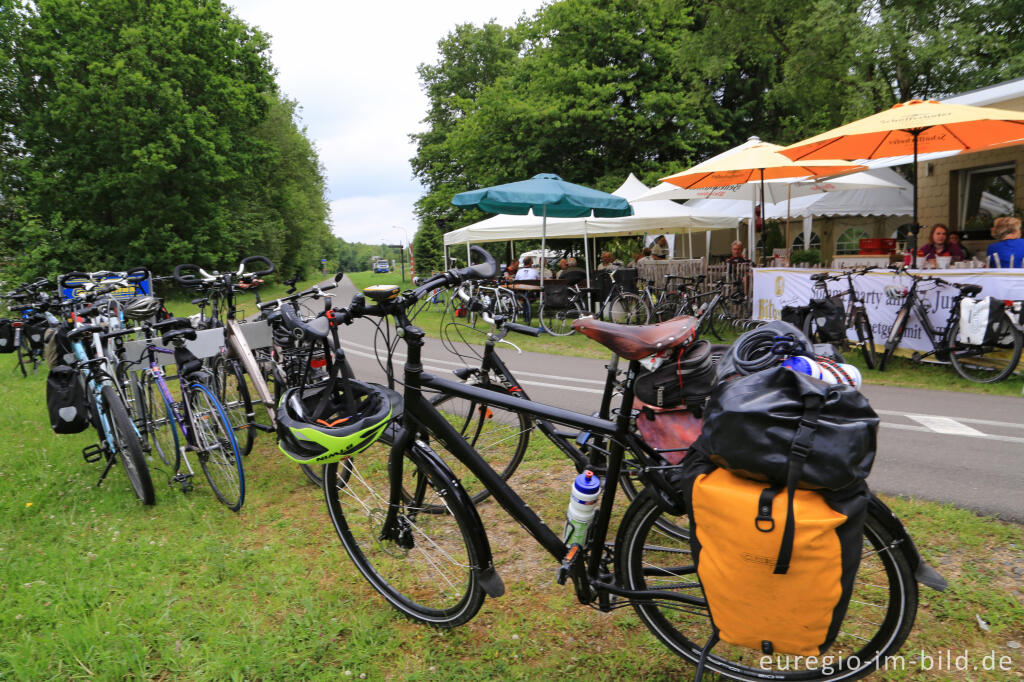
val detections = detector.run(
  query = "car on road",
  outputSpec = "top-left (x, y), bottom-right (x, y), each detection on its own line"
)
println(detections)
top-left (373, 260), bottom-right (390, 274)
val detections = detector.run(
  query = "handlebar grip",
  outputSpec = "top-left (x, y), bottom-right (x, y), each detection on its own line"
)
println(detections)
top-left (240, 255), bottom-right (275, 277)
top-left (59, 272), bottom-right (91, 289)
top-left (504, 322), bottom-right (542, 337)
top-left (125, 266), bottom-right (150, 284)
top-left (459, 245), bottom-right (498, 281)
top-left (173, 264), bottom-right (203, 286)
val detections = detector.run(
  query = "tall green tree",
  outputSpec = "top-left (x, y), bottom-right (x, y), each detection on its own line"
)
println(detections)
top-left (3, 0), bottom-right (320, 278)
top-left (411, 221), bottom-right (444, 274)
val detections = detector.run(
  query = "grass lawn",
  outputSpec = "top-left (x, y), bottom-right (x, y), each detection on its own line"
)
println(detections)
top-left (1, 349), bottom-right (1022, 679)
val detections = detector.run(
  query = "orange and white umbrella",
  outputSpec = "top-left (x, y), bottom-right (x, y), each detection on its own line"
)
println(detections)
top-left (781, 99), bottom-right (1024, 265)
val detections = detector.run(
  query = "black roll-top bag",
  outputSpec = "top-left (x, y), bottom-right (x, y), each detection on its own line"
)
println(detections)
top-left (46, 365), bottom-right (91, 434)
top-left (0, 319), bottom-right (14, 353)
top-left (699, 364), bottom-right (878, 490)
top-left (634, 339), bottom-right (718, 414)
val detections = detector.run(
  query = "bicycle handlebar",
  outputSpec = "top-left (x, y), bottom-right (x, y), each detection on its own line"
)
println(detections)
top-left (258, 281), bottom-right (339, 311)
top-left (238, 255), bottom-right (275, 278)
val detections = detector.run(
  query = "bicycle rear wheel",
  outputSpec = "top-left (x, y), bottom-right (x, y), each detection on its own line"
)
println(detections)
top-left (15, 329), bottom-right (28, 377)
top-left (422, 386), bottom-right (532, 507)
top-left (102, 384), bottom-right (155, 505)
top-left (144, 372), bottom-right (180, 470)
top-left (947, 318), bottom-right (1023, 383)
top-left (853, 310), bottom-right (877, 369)
top-left (616, 489), bottom-right (918, 681)
top-left (212, 356), bottom-right (255, 456)
top-left (653, 293), bottom-right (683, 322)
top-left (606, 293), bottom-right (651, 325)
top-left (189, 382), bottom-right (245, 511)
top-left (540, 300), bottom-right (585, 336)
top-left (324, 440), bottom-right (486, 627)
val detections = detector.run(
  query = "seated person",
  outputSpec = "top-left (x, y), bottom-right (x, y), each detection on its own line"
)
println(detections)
top-left (596, 251), bottom-right (623, 272)
top-left (948, 231), bottom-right (972, 260)
top-left (556, 257), bottom-right (586, 278)
top-left (503, 260), bottom-right (519, 281)
top-left (515, 256), bottom-right (540, 280)
top-left (536, 258), bottom-right (553, 280)
top-left (917, 223), bottom-right (964, 264)
top-left (650, 235), bottom-right (670, 260)
top-left (986, 216), bottom-right (1024, 268)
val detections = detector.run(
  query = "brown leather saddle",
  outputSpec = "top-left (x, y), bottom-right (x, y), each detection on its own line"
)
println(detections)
top-left (572, 316), bottom-right (697, 360)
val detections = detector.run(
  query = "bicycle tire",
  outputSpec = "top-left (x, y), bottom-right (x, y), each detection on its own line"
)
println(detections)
top-left (947, 318), bottom-right (1023, 383)
top-left (212, 356), bottom-right (255, 456)
top-left (494, 289), bottom-right (519, 324)
top-left (879, 306), bottom-right (909, 371)
top-left (144, 372), bottom-right (180, 471)
top-left (706, 302), bottom-right (730, 341)
top-left (115, 362), bottom-right (147, 436)
top-left (15, 330), bottom-right (28, 377)
top-left (853, 310), bottom-right (877, 369)
top-left (324, 439), bottom-right (486, 627)
top-left (102, 384), bottom-right (155, 505)
top-left (189, 382), bottom-right (245, 511)
top-left (420, 386), bottom-right (532, 508)
top-left (606, 292), bottom-right (651, 325)
top-left (616, 488), bottom-right (918, 681)
top-left (539, 299), bottom-right (585, 336)
top-left (654, 293), bottom-right (683, 322)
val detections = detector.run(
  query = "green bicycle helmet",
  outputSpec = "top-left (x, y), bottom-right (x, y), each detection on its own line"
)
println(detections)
top-left (276, 378), bottom-right (393, 464)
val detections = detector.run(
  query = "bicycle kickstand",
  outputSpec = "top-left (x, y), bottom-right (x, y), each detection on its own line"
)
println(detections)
top-left (96, 451), bottom-right (118, 488)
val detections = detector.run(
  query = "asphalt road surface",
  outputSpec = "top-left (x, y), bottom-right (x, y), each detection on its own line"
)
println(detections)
top-left (329, 276), bottom-right (1023, 522)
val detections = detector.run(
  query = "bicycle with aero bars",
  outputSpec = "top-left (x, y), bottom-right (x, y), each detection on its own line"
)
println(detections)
top-left (317, 246), bottom-right (939, 681)
top-left (879, 267), bottom-right (1023, 382)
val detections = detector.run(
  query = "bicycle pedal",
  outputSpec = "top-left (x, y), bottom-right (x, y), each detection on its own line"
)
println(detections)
top-left (172, 472), bottom-right (194, 492)
top-left (81, 444), bottom-right (104, 463)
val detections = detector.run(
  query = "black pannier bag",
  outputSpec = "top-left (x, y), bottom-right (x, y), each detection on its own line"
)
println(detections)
top-left (0, 319), bottom-right (15, 353)
top-left (780, 305), bottom-right (810, 330)
top-left (699, 364), bottom-right (878, 490)
top-left (46, 365), bottom-right (91, 434)
top-left (44, 324), bottom-right (75, 369)
top-left (634, 339), bottom-right (718, 413)
top-left (23, 321), bottom-right (48, 351)
top-left (806, 296), bottom-right (846, 342)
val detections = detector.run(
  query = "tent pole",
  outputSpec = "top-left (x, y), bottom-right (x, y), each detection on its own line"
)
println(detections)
top-left (443, 244), bottom-right (449, 270)
top-left (786, 184), bottom-right (792, 262)
top-left (466, 242), bottom-right (471, 265)
top-left (688, 230), bottom-right (693, 259)
top-left (539, 205), bottom-right (547, 306)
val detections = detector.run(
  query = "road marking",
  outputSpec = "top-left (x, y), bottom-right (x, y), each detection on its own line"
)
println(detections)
top-left (876, 409), bottom-right (1024, 431)
top-left (881, 422), bottom-right (1024, 446)
top-left (905, 415), bottom-right (987, 437)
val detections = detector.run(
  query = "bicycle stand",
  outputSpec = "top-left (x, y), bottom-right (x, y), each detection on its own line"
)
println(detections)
top-left (95, 450), bottom-right (118, 488)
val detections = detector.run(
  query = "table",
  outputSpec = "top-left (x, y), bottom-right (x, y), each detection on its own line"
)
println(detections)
top-left (752, 267), bottom-right (1024, 353)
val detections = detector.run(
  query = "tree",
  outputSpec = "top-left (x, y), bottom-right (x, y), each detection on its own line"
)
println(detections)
top-left (3, 0), bottom-right (325, 278)
top-left (411, 221), bottom-right (444, 274)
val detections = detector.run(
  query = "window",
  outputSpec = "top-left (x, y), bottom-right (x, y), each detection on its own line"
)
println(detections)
top-left (791, 231), bottom-right (821, 251)
top-left (835, 227), bottom-right (869, 255)
top-left (959, 164), bottom-right (1015, 232)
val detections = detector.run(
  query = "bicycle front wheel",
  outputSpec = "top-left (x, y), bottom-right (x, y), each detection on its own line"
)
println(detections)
top-left (102, 385), bottom-right (155, 505)
top-left (947, 318), bottom-right (1023, 383)
top-left (853, 310), bottom-right (877, 369)
top-left (189, 382), bottom-right (245, 511)
top-left (878, 306), bottom-right (909, 371)
top-left (539, 300), bottom-right (585, 336)
top-left (606, 293), bottom-right (651, 325)
top-left (324, 439), bottom-right (486, 627)
top-left (616, 489), bottom-right (918, 681)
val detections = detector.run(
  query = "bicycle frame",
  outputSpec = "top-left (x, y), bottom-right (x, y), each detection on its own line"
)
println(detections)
top-left (889, 277), bottom-right (960, 360)
top-left (384, 306), bottom-right (699, 609)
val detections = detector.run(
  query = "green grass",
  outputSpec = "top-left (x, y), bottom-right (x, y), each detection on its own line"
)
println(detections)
top-left (159, 274), bottom-right (331, 320)
top-left (1, 352), bottom-right (1022, 679)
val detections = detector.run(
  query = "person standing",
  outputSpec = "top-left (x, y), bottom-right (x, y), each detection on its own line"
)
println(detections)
top-left (650, 235), bottom-right (670, 260)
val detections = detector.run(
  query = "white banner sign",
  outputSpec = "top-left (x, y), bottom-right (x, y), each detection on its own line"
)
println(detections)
top-left (753, 268), bottom-right (1024, 353)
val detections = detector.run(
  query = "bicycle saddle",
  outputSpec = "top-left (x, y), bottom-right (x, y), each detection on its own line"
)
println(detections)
top-left (151, 318), bottom-right (193, 333)
top-left (280, 305), bottom-right (330, 341)
top-left (810, 273), bottom-right (830, 282)
top-left (162, 327), bottom-right (197, 345)
top-left (572, 316), bottom-right (697, 360)
top-left (66, 324), bottom-right (105, 342)
top-left (957, 283), bottom-right (983, 296)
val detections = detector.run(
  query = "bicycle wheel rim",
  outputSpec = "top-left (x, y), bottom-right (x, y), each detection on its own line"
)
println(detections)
top-left (617, 493), bottom-right (916, 681)
top-left (104, 385), bottom-right (155, 505)
top-left (540, 302), bottom-right (582, 336)
top-left (189, 383), bottom-right (245, 510)
top-left (214, 358), bottom-right (255, 456)
top-left (324, 445), bottom-right (484, 626)
top-left (608, 293), bottom-right (650, 325)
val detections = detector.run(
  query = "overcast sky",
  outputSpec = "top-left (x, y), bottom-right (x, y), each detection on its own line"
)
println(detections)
top-left (227, 1), bottom-right (547, 246)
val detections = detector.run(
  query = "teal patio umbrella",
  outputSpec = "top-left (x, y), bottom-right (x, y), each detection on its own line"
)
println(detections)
top-left (452, 173), bottom-right (633, 297)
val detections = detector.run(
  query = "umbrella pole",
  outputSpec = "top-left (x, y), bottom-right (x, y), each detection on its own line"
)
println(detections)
top-left (540, 205), bottom-right (547, 306)
top-left (786, 185), bottom-right (792, 263)
top-left (758, 169), bottom-right (766, 264)
top-left (583, 224), bottom-right (592, 312)
top-left (909, 131), bottom-right (921, 269)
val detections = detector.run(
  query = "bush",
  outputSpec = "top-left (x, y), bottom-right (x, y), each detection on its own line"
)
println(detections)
top-left (790, 249), bottom-right (822, 266)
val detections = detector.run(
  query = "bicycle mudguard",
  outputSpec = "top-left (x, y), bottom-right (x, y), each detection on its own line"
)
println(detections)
top-left (400, 431), bottom-right (505, 599)
top-left (868, 495), bottom-right (947, 591)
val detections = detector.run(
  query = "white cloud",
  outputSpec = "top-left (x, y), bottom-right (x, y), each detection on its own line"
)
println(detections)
top-left (227, 0), bottom-right (546, 243)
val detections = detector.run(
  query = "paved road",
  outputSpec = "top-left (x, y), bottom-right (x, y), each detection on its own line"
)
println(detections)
top-left (330, 276), bottom-right (1024, 522)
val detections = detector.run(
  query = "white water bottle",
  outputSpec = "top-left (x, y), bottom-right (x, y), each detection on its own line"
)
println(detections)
top-left (563, 470), bottom-right (602, 547)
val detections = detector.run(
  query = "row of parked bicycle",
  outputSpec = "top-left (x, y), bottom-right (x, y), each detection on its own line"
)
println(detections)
top-left (1, 258), bottom-right (345, 509)
top-left (1, 249), bottom-right (945, 680)
top-left (788, 265), bottom-right (1024, 383)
